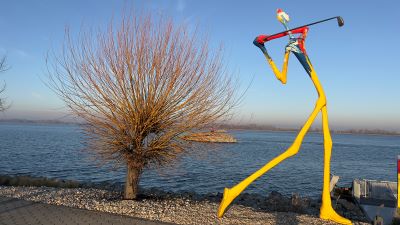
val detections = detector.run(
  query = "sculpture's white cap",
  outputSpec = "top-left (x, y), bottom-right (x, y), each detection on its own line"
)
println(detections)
top-left (277, 9), bottom-right (290, 23)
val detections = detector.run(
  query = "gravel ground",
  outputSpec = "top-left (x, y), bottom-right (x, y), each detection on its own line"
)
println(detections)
top-left (0, 186), bottom-right (368, 225)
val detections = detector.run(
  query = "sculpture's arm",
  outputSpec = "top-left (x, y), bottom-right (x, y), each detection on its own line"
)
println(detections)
top-left (266, 50), bottom-right (290, 84)
top-left (253, 36), bottom-right (290, 84)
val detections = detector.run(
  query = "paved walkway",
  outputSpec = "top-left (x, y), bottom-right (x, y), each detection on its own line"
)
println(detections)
top-left (0, 196), bottom-right (175, 225)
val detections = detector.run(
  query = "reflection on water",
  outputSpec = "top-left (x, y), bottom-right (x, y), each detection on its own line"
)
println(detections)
top-left (0, 123), bottom-right (399, 197)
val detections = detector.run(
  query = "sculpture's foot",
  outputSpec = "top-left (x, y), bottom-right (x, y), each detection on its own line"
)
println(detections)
top-left (320, 204), bottom-right (352, 225)
top-left (218, 188), bottom-right (235, 218)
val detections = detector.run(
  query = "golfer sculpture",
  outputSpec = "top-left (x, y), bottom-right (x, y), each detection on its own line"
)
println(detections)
top-left (218, 9), bottom-right (352, 225)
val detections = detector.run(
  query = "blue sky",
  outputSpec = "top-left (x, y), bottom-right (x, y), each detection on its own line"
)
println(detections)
top-left (0, 0), bottom-right (399, 131)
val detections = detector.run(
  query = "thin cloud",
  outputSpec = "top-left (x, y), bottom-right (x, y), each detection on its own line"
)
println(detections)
top-left (15, 49), bottom-right (29, 58)
top-left (176, 0), bottom-right (185, 12)
top-left (31, 92), bottom-right (43, 99)
top-left (0, 47), bottom-right (6, 55)
top-left (41, 35), bottom-right (50, 42)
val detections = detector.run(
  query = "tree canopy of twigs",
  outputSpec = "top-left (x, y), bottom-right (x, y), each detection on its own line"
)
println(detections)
top-left (0, 56), bottom-right (9, 111)
top-left (47, 14), bottom-right (237, 199)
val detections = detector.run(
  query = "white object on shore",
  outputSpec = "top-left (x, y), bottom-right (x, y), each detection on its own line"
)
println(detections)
top-left (330, 175), bottom-right (340, 193)
top-left (353, 179), bottom-right (397, 224)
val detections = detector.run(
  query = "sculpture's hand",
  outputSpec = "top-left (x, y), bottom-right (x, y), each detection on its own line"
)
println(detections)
top-left (253, 35), bottom-right (270, 55)
top-left (254, 35), bottom-right (269, 46)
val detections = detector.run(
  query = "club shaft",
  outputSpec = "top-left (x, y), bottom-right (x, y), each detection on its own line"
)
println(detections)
top-left (267, 16), bottom-right (339, 41)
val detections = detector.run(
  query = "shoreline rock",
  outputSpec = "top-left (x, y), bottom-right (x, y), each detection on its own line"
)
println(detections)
top-left (0, 174), bottom-right (82, 188)
top-left (0, 185), bottom-right (368, 225)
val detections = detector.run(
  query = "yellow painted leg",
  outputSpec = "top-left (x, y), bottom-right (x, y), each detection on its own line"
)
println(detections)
top-left (398, 156), bottom-right (400, 210)
top-left (319, 105), bottom-right (352, 225)
top-left (218, 98), bottom-right (324, 217)
top-left (398, 173), bottom-right (400, 209)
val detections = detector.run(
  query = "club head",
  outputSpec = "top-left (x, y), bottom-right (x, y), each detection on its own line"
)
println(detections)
top-left (337, 16), bottom-right (344, 27)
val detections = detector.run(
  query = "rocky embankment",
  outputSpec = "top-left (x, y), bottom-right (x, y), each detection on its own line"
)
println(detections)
top-left (0, 185), bottom-right (368, 225)
top-left (182, 130), bottom-right (237, 143)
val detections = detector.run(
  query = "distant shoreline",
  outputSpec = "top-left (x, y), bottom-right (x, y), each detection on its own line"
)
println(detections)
top-left (217, 124), bottom-right (400, 136)
top-left (0, 118), bottom-right (83, 125)
top-left (1, 119), bottom-right (399, 136)
top-left (228, 128), bottom-right (400, 136)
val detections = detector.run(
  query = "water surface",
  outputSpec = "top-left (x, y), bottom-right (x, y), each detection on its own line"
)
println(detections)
top-left (0, 123), bottom-right (398, 197)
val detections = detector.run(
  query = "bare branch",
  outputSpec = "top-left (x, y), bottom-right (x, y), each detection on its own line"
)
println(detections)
top-left (0, 56), bottom-right (10, 73)
top-left (0, 55), bottom-right (9, 111)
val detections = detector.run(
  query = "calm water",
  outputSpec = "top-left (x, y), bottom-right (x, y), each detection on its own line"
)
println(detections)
top-left (0, 123), bottom-right (399, 198)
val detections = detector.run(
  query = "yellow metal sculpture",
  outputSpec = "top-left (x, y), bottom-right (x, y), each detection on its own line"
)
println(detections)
top-left (218, 9), bottom-right (352, 225)
top-left (398, 155), bottom-right (400, 211)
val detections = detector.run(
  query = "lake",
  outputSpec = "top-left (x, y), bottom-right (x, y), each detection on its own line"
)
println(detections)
top-left (0, 123), bottom-right (398, 198)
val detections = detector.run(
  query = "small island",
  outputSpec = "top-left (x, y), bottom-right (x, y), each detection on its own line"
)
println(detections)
top-left (182, 130), bottom-right (237, 143)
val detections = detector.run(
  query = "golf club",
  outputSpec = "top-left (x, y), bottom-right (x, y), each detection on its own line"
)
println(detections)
top-left (264, 16), bottom-right (344, 42)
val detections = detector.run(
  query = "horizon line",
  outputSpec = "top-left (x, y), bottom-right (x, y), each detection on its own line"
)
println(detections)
top-left (0, 118), bottom-right (399, 136)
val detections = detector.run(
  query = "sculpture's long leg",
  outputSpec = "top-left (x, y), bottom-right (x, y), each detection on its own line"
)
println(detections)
top-left (218, 98), bottom-right (325, 217)
top-left (303, 52), bottom-right (352, 224)
top-left (319, 105), bottom-right (352, 224)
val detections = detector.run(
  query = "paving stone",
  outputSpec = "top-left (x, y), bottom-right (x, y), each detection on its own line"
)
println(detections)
top-left (0, 196), bottom-right (174, 225)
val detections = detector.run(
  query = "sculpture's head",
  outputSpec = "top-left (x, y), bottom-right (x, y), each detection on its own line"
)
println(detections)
top-left (276, 9), bottom-right (290, 24)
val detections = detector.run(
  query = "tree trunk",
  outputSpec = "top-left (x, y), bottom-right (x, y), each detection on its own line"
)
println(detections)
top-left (124, 162), bottom-right (142, 199)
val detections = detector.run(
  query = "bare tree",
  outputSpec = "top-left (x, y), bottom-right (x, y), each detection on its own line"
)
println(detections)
top-left (0, 56), bottom-right (9, 111)
top-left (47, 14), bottom-right (237, 199)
